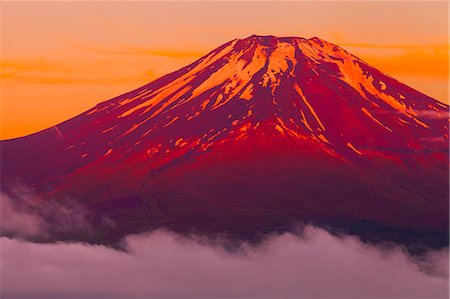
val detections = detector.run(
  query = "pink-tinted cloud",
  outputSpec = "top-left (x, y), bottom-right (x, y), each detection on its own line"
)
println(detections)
top-left (0, 193), bottom-right (44, 238)
top-left (415, 110), bottom-right (449, 120)
top-left (1, 227), bottom-right (448, 299)
top-left (0, 191), bottom-right (93, 239)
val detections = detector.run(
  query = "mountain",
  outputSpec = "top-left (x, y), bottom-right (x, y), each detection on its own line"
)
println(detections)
top-left (1, 35), bottom-right (448, 249)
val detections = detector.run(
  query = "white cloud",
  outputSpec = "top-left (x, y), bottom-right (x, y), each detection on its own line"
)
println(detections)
top-left (1, 227), bottom-right (448, 299)
top-left (0, 191), bottom-right (103, 239)
top-left (0, 193), bottom-right (45, 238)
top-left (415, 110), bottom-right (449, 119)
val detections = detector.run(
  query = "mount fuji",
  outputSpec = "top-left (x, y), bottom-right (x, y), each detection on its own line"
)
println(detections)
top-left (1, 35), bottom-right (448, 250)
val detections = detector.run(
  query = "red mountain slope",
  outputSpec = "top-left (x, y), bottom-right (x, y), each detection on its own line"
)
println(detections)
top-left (1, 35), bottom-right (448, 248)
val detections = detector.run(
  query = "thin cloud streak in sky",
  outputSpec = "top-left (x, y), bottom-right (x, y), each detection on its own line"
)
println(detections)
top-left (1, 228), bottom-right (448, 299)
top-left (341, 43), bottom-right (448, 50)
top-left (74, 43), bottom-right (205, 59)
top-left (0, 59), bottom-right (152, 85)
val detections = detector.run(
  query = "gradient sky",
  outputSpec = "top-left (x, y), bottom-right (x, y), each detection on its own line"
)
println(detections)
top-left (1, 1), bottom-right (448, 139)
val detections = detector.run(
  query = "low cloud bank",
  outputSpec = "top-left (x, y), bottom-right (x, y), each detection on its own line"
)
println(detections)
top-left (1, 227), bottom-right (448, 299)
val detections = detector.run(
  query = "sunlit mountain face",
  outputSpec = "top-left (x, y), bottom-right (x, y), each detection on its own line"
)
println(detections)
top-left (1, 35), bottom-right (448, 251)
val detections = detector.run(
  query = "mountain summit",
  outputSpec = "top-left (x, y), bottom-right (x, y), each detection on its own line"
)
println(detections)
top-left (1, 35), bottom-right (448, 248)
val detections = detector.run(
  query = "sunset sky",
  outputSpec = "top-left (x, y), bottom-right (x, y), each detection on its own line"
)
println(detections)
top-left (1, 1), bottom-right (448, 139)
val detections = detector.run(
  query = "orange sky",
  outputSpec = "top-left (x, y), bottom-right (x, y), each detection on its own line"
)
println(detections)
top-left (0, 1), bottom-right (448, 140)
